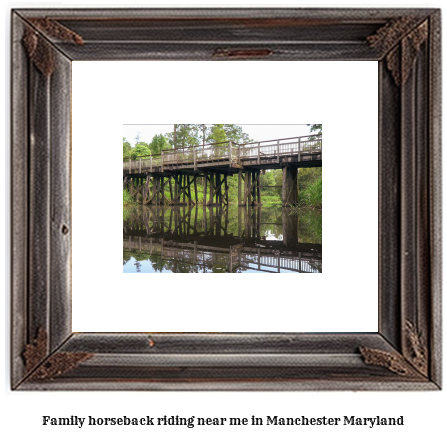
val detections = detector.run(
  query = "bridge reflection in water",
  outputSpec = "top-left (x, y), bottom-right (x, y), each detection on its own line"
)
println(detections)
top-left (123, 206), bottom-right (321, 273)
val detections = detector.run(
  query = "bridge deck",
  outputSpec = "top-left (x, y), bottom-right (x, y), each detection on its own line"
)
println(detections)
top-left (124, 134), bottom-right (322, 175)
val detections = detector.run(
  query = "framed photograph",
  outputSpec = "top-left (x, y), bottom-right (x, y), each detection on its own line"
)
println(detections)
top-left (11, 8), bottom-right (441, 390)
top-left (121, 123), bottom-right (323, 275)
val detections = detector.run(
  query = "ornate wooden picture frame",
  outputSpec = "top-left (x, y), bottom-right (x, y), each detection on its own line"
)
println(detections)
top-left (11, 8), bottom-right (441, 390)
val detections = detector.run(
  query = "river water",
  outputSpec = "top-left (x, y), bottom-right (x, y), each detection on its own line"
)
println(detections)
top-left (123, 205), bottom-right (321, 273)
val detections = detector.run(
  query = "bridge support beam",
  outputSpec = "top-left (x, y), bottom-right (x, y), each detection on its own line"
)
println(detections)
top-left (244, 171), bottom-right (250, 206)
top-left (203, 173), bottom-right (208, 205)
top-left (239, 170), bottom-right (261, 207)
top-left (208, 174), bottom-right (214, 205)
top-left (282, 166), bottom-right (298, 206)
top-left (238, 171), bottom-right (242, 206)
top-left (256, 172), bottom-right (261, 206)
top-left (124, 167), bottom-right (292, 207)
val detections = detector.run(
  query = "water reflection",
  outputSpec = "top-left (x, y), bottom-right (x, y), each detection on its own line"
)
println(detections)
top-left (123, 205), bottom-right (321, 273)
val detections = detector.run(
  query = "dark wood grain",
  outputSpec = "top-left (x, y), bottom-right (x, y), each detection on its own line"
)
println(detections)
top-left (49, 49), bottom-right (72, 350)
top-left (28, 36), bottom-right (51, 349)
top-left (11, 12), bottom-right (29, 389)
top-left (13, 7), bottom-right (436, 21)
top-left (378, 59), bottom-right (401, 350)
top-left (10, 7), bottom-right (442, 391)
top-left (428, 10), bottom-right (442, 388)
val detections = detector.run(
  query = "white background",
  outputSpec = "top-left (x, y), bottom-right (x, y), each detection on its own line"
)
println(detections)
top-left (72, 60), bottom-right (378, 333)
top-left (2, 1), bottom-right (445, 438)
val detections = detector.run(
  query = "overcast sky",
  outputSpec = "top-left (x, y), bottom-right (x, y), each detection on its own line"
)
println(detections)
top-left (123, 124), bottom-right (316, 147)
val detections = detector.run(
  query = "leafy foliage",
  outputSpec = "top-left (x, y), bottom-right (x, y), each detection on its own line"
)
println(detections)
top-left (223, 124), bottom-right (252, 144)
top-left (299, 176), bottom-right (322, 209)
top-left (162, 124), bottom-right (253, 148)
top-left (166, 124), bottom-right (200, 148)
top-left (123, 190), bottom-right (135, 206)
top-left (299, 167), bottom-right (322, 192)
top-left (123, 137), bottom-right (132, 158)
top-left (260, 170), bottom-right (277, 197)
top-left (130, 142), bottom-right (151, 159)
top-left (308, 124), bottom-right (322, 135)
top-left (207, 124), bottom-right (227, 144)
top-left (149, 134), bottom-right (169, 155)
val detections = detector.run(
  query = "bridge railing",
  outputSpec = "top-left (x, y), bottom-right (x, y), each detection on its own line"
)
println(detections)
top-left (239, 134), bottom-right (322, 162)
top-left (124, 134), bottom-right (322, 171)
top-left (162, 140), bottom-right (235, 168)
top-left (123, 154), bottom-right (162, 172)
top-left (301, 135), bottom-right (322, 152)
top-left (231, 145), bottom-right (239, 163)
top-left (162, 148), bottom-right (193, 167)
top-left (195, 141), bottom-right (233, 162)
top-left (141, 155), bottom-right (162, 169)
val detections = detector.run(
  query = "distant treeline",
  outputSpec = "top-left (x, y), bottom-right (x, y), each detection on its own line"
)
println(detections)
top-left (123, 124), bottom-right (252, 160)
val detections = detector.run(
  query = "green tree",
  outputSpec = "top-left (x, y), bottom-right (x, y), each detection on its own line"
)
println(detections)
top-left (207, 124), bottom-right (227, 144)
top-left (130, 142), bottom-right (151, 159)
top-left (149, 134), bottom-right (169, 155)
top-left (260, 170), bottom-right (278, 197)
top-left (166, 124), bottom-right (200, 148)
top-left (272, 169), bottom-right (283, 197)
top-left (123, 137), bottom-right (132, 158)
top-left (201, 124), bottom-right (207, 145)
top-left (298, 167), bottom-right (322, 192)
top-left (223, 124), bottom-right (252, 144)
top-left (308, 124), bottom-right (322, 135)
top-left (308, 124), bottom-right (322, 146)
top-left (165, 124), bottom-right (253, 148)
top-left (206, 124), bottom-right (227, 157)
